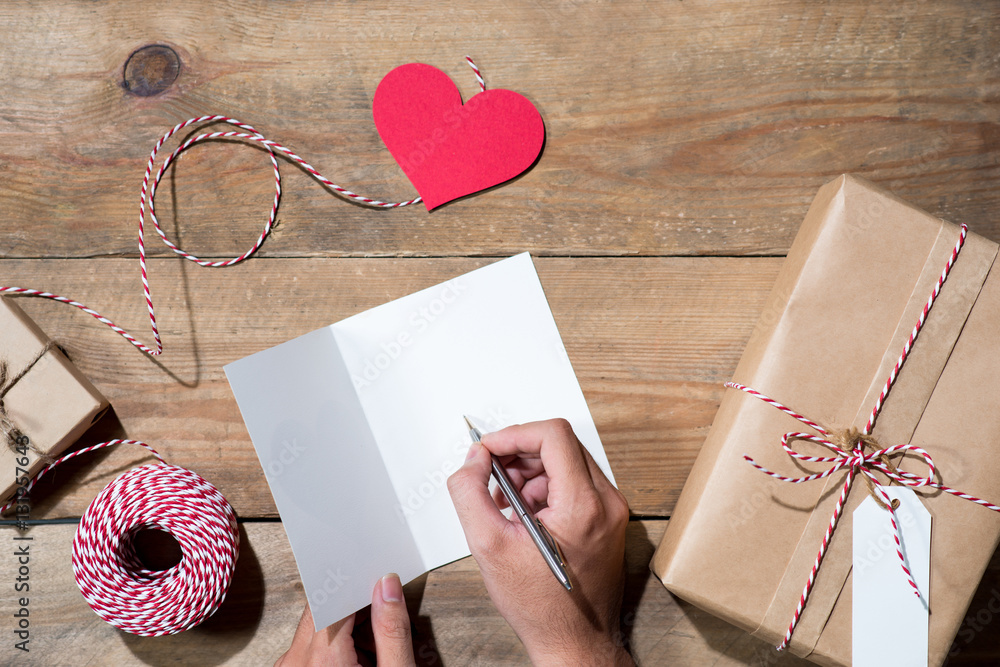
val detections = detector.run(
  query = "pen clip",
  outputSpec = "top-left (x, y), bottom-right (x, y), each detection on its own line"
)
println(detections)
top-left (535, 517), bottom-right (567, 568)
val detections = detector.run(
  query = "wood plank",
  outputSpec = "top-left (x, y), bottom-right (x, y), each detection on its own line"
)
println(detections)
top-left (2, 256), bottom-right (780, 519)
top-left (2, 1), bottom-right (999, 260)
top-left (3, 0), bottom-right (999, 662)
top-left (5, 518), bottom-right (999, 665)
top-left (0, 519), bottom-right (813, 666)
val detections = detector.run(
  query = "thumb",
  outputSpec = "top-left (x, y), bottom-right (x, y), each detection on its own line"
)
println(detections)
top-left (371, 573), bottom-right (416, 667)
top-left (447, 442), bottom-right (512, 555)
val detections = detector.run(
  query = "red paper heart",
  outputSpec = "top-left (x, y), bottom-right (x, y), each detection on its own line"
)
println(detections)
top-left (373, 63), bottom-right (545, 210)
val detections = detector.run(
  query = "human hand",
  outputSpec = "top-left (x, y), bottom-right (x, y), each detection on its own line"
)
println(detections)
top-left (275, 573), bottom-right (415, 667)
top-left (447, 419), bottom-right (632, 666)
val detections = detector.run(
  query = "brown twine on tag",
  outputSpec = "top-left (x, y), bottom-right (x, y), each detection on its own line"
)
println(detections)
top-left (2, 342), bottom-right (55, 464)
top-left (830, 427), bottom-right (901, 512)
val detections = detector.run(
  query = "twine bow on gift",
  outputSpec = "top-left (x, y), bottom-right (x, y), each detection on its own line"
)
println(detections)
top-left (1, 341), bottom-right (55, 462)
top-left (728, 223), bottom-right (1000, 651)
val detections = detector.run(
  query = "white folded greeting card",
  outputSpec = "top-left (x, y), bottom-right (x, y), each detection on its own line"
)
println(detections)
top-left (225, 253), bottom-right (615, 630)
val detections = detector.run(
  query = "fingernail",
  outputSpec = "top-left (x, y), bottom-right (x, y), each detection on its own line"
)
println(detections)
top-left (465, 442), bottom-right (480, 461)
top-left (381, 573), bottom-right (403, 602)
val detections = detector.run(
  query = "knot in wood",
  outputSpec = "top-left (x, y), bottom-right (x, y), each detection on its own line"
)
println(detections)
top-left (123, 45), bottom-right (180, 97)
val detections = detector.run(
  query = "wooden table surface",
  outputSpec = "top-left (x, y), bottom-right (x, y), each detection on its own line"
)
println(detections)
top-left (2, 1), bottom-right (999, 665)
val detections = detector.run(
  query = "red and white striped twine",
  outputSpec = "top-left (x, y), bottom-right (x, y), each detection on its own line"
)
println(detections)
top-left (0, 57), bottom-right (485, 357)
top-left (465, 55), bottom-right (486, 92)
top-left (727, 224), bottom-right (1000, 651)
top-left (0, 58), bottom-right (486, 636)
top-left (2, 440), bottom-right (239, 636)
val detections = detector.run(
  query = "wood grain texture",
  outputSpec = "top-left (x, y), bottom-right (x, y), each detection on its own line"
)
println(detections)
top-left (1, 256), bottom-right (778, 518)
top-left (3, 0), bottom-right (1000, 663)
top-left (0, 520), bottom-right (814, 666)
top-left (3, 519), bottom-right (999, 665)
top-left (0, 1), bottom-right (998, 260)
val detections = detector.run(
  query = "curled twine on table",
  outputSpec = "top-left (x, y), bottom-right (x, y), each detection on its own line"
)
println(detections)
top-left (1, 341), bottom-right (55, 463)
top-left (1, 439), bottom-right (239, 637)
top-left (0, 58), bottom-right (486, 637)
top-left (728, 223), bottom-right (1000, 652)
top-left (0, 56), bottom-right (486, 357)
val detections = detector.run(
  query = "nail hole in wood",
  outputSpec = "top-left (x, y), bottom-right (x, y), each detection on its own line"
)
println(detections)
top-left (123, 45), bottom-right (180, 97)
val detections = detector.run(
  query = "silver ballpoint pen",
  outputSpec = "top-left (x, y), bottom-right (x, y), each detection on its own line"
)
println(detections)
top-left (464, 416), bottom-right (572, 591)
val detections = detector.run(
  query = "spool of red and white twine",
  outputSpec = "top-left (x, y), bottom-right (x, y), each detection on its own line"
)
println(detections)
top-left (0, 57), bottom-right (488, 636)
top-left (2, 440), bottom-right (238, 636)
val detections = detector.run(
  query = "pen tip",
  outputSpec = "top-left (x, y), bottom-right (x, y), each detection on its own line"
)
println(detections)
top-left (463, 415), bottom-right (473, 429)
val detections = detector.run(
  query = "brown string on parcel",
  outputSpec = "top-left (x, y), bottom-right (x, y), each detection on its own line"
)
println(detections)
top-left (1, 341), bottom-right (55, 463)
top-left (831, 427), bottom-right (901, 511)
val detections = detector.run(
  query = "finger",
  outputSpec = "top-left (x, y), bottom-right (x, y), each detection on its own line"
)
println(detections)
top-left (276, 603), bottom-right (350, 666)
top-left (519, 475), bottom-right (551, 512)
top-left (491, 485), bottom-right (510, 510)
top-left (493, 468), bottom-right (551, 515)
top-left (495, 452), bottom-right (521, 467)
top-left (575, 446), bottom-right (631, 531)
top-left (578, 443), bottom-right (617, 495)
top-left (482, 419), bottom-right (595, 492)
top-left (504, 455), bottom-right (546, 482)
top-left (448, 442), bottom-right (516, 553)
top-left (502, 465), bottom-right (529, 491)
top-left (277, 602), bottom-right (317, 664)
top-left (371, 573), bottom-right (416, 667)
top-left (276, 604), bottom-right (359, 667)
top-left (326, 613), bottom-right (361, 664)
top-left (350, 604), bottom-right (376, 662)
top-left (492, 453), bottom-right (548, 513)
top-left (492, 457), bottom-right (546, 500)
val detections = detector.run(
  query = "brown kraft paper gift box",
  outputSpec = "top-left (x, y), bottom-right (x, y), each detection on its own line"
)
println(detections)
top-left (651, 175), bottom-right (1000, 666)
top-left (0, 296), bottom-right (108, 505)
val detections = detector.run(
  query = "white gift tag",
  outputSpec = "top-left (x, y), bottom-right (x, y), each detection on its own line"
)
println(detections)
top-left (853, 486), bottom-right (931, 667)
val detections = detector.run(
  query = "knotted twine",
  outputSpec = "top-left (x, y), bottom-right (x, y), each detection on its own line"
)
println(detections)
top-left (831, 428), bottom-right (900, 512)
top-left (1, 341), bottom-right (55, 463)
top-left (0, 58), bottom-right (488, 636)
top-left (728, 223), bottom-right (1000, 651)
